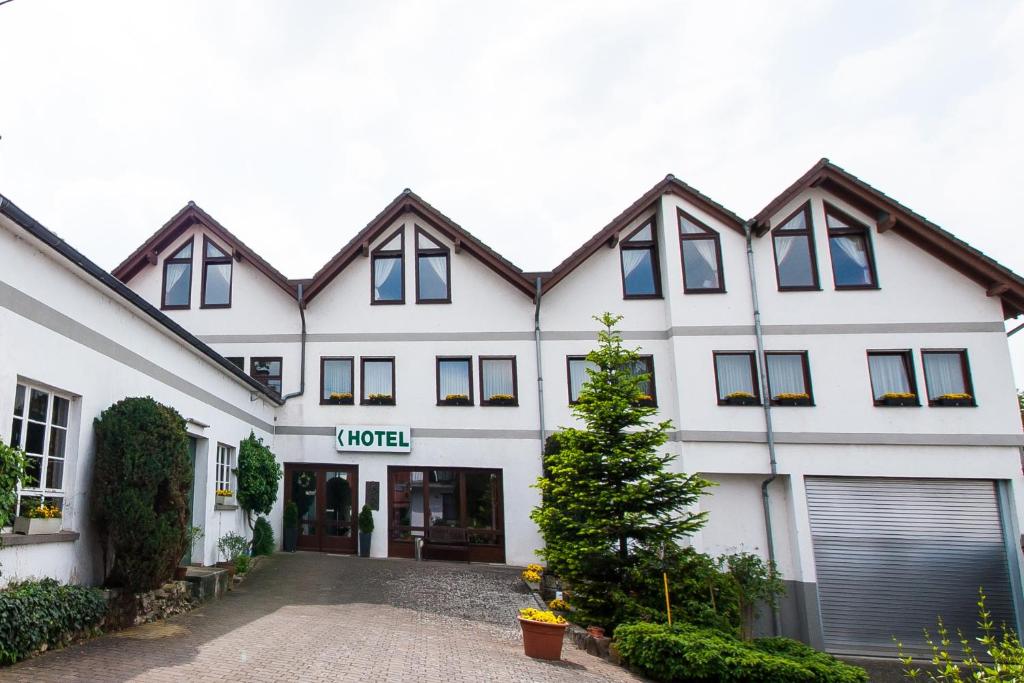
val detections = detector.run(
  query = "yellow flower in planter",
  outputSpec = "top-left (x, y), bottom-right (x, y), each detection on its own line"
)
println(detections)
top-left (522, 569), bottom-right (542, 583)
top-left (215, 489), bottom-right (234, 497)
top-left (329, 392), bottom-right (353, 401)
top-left (444, 394), bottom-right (469, 401)
top-left (726, 391), bottom-right (755, 399)
top-left (519, 607), bottom-right (566, 624)
top-left (526, 563), bottom-right (543, 572)
top-left (938, 393), bottom-right (972, 400)
top-left (23, 502), bottom-right (62, 519)
top-left (488, 394), bottom-right (516, 401)
top-left (774, 393), bottom-right (810, 400)
top-left (881, 392), bottom-right (916, 399)
top-left (548, 598), bottom-right (571, 611)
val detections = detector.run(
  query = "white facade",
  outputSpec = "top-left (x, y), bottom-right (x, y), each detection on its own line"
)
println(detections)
top-left (4, 159), bottom-right (1024, 654)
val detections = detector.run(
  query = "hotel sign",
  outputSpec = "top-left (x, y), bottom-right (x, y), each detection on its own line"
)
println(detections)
top-left (335, 425), bottom-right (411, 453)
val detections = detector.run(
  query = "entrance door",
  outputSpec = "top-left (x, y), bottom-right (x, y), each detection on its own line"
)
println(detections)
top-left (286, 464), bottom-right (358, 554)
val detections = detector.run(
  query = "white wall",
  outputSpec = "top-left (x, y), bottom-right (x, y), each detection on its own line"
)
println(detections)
top-left (0, 216), bottom-right (276, 586)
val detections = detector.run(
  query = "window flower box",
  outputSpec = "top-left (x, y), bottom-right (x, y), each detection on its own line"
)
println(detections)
top-left (724, 391), bottom-right (758, 406)
top-left (772, 393), bottom-right (811, 407)
top-left (484, 394), bottom-right (517, 406)
top-left (440, 394), bottom-right (472, 406)
top-left (364, 393), bottom-right (394, 406)
top-left (325, 392), bottom-right (354, 406)
top-left (634, 394), bottom-right (656, 407)
top-left (13, 516), bottom-right (62, 535)
top-left (933, 393), bottom-right (973, 407)
top-left (14, 500), bottom-right (63, 535)
top-left (879, 392), bottom-right (917, 407)
top-left (215, 489), bottom-right (235, 506)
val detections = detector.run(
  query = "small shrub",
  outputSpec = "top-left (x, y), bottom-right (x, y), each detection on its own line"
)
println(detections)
top-left (358, 505), bottom-right (374, 534)
top-left (897, 590), bottom-right (1024, 682)
top-left (718, 552), bottom-right (785, 640)
top-left (0, 579), bottom-right (107, 665)
top-left (251, 517), bottom-right (275, 556)
top-left (615, 622), bottom-right (868, 683)
top-left (283, 501), bottom-right (298, 529)
top-left (217, 532), bottom-right (248, 563)
top-left (234, 554), bottom-right (251, 574)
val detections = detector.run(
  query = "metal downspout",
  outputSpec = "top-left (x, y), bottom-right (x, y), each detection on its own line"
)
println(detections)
top-left (282, 283), bottom-right (307, 402)
top-left (745, 220), bottom-right (783, 637)
top-left (534, 276), bottom-right (546, 455)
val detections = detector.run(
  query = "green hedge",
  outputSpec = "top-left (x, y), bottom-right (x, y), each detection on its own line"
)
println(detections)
top-left (0, 579), bottom-right (107, 665)
top-left (251, 516), bottom-right (275, 556)
top-left (614, 622), bottom-right (867, 683)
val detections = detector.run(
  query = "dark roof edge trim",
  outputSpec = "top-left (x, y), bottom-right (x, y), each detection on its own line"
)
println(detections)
top-left (0, 195), bottom-right (285, 406)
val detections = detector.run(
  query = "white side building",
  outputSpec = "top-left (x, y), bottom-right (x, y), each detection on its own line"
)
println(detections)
top-left (3, 158), bottom-right (1023, 656)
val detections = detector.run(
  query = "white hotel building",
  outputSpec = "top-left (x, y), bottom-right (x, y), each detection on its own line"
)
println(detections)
top-left (2, 159), bottom-right (1023, 656)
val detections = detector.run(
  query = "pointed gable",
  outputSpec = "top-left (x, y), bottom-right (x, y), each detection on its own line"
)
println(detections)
top-left (303, 189), bottom-right (534, 301)
top-left (753, 159), bottom-right (1024, 318)
top-left (112, 201), bottom-right (297, 299)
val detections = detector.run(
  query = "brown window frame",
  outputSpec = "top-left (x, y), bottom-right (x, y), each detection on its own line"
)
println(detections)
top-left (765, 351), bottom-right (814, 406)
top-left (771, 202), bottom-right (821, 292)
top-left (566, 355), bottom-right (593, 404)
top-left (360, 356), bottom-right (396, 405)
top-left (619, 219), bottom-right (663, 300)
top-left (161, 236), bottom-right (194, 310)
top-left (712, 351), bottom-right (761, 405)
top-left (824, 202), bottom-right (879, 290)
top-left (479, 356), bottom-right (519, 406)
top-left (678, 208), bottom-right (726, 294)
top-left (921, 349), bottom-right (976, 407)
top-left (371, 227), bottom-right (405, 305)
top-left (200, 235), bottom-right (234, 308)
top-left (250, 356), bottom-right (283, 395)
top-left (630, 355), bottom-right (658, 407)
top-left (415, 226), bottom-right (451, 304)
top-left (320, 356), bottom-right (355, 405)
top-left (436, 356), bottom-right (473, 406)
top-left (867, 350), bottom-right (919, 406)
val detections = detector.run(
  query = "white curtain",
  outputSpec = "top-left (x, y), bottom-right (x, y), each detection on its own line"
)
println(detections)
top-left (439, 360), bottom-right (469, 397)
top-left (373, 257), bottom-right (398, 300)
top-left (363, 361), bottom-right (393, 397)
top-left (164, 263), bottom-right (190, 301)
top-left (323, 360), bottom-right (352, 397)
top-left (569, 359), bottom-right (598, 401)
top-left (482, 359), bottom-right (514, 398)
top-left (832, 235), bottom-right (869, 283)
top-left (684, 239), bottom-right (720, 288)
top-left (629, 360), bottom-right (652, 395)
top-left (767, 354), bottom-right (805, 396)
top-left (716, 354), bottom-right (753, 398)
top-left (924, 353), bottom-right (966, 396)
top-left (204, 263), bottom-right (231, 304)
top-left (621, 249), bottom-right (646, 279)
top-left (868, 355), bottom-right (910, 398)
top-left (773, 235), bottom-right (796, 266)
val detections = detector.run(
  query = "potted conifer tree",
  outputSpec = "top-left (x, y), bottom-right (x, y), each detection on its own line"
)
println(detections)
top-left (358, 504), bottom-right (374, 557)
top-left (283, 501), bottom-right (299, 552)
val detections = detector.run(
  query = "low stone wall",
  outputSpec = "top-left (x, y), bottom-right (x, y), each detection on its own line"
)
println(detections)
top-left (103, 580), bottom-right (197, 628)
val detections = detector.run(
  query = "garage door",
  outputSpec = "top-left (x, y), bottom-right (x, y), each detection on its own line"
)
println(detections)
top-left (806, 477), bottom-right (1019, 656)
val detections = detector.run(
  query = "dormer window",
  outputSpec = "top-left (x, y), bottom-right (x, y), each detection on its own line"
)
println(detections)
top-left (201, 236), bottom-right (233, 308)
top-left (678, 209), bottom-right (725, 293)
top-left (415, 227), bottom-right (451, 303)
top-left (772, 203), bottom-right (819, 291)
top-left (825, 203), bottom-right (877, 289)
top-left (161, 238), bottom-right (193, 309)
top-left (372, 228), bottom-right (404, 304)
top-left (620, 220), bottom-right (661, 298)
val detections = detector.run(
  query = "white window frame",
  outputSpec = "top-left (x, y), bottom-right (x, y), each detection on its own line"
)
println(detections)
top-left (215, 443), bottom-right (235, 494)
top-left (8, 381), bottom-right (73, 520)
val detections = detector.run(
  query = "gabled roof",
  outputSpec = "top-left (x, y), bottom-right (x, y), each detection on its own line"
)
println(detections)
top-left (112, 202), bottom-right (298, 299)
top-left (541, 174), bottom-right (746, 294)
top-left (753, 159), bottom-right (1024, 318)
top-left (303, 189), bottom-right (535, 301)
top-left (0, 194), bottom-right (285, 405)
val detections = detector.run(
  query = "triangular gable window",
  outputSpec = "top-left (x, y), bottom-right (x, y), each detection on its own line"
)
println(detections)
top-left (202, 235), bottom-right (233, 307)
top-left (379, 232), bottom-right (403, 253)
top-left (205, 239), bottom-right (229, 259)
top-left (415, 226), bottom-right (451, 303)
top-left (620, 219), bottom-right (661, 298)
top-left (416, 230), bottom-right (443, 250)
top-left (678, 209), bottom-right (724, 293)
top-left (771, 202), bottom-right (819, 290)
top-left (776, 208), bottom-right (808, 231)
top-left (626, 224), bottom-right (653, 242)
top-left (372, 228), bottom-right (405, 304)
top-left (824, 203), bottom-right (877, 289)
top-left (170, 241), bottom-right (193, 260)
top-left (162, 237), bottom-right (194, 309)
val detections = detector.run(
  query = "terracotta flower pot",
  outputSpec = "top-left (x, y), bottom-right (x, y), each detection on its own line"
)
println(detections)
top-left (518, 617), bottom-right (568, 660)
top-left (587, 625), bottom-right (605, 638)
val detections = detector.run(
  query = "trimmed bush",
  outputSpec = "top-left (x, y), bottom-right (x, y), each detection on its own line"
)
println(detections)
top-left (251, 516), bottom-right (275, 556)
top-left (614, 622), bottom-right (867, 683)
top-left (236, 432), bottom-right (282, 530)
top-left (92, 396), bottom-right (192, 592)
top-left (0, 579), bottom-right (107, 665)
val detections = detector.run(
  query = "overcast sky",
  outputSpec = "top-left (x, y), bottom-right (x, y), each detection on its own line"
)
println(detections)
top-left (2, 1), bottom-right (1023, 386)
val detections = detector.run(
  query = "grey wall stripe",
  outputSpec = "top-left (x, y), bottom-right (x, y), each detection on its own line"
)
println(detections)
top-left (274, 424), bottom-right (1023, 446)
top-left (0, 280), bottom-right (275, 433)
top-left (200, 321), bottom-right (1002, 345)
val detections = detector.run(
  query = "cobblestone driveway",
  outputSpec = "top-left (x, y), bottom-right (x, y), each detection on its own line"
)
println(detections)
top-left (4, 553), bottom-right (645, 682)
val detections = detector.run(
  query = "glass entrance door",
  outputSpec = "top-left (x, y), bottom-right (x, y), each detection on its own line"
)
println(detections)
top-left (286, 464), bottom-right (358, 553)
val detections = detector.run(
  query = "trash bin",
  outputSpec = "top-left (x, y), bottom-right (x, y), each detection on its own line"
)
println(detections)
top-left (414, 536), bottom-right (424, 561)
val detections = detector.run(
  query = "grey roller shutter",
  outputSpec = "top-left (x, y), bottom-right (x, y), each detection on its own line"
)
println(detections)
top-left (806, 477), bottom-right (1018, 657)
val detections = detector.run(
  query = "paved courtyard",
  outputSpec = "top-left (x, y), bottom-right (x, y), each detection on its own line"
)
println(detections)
top-left (4, 552), bottom-right (645, 682)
